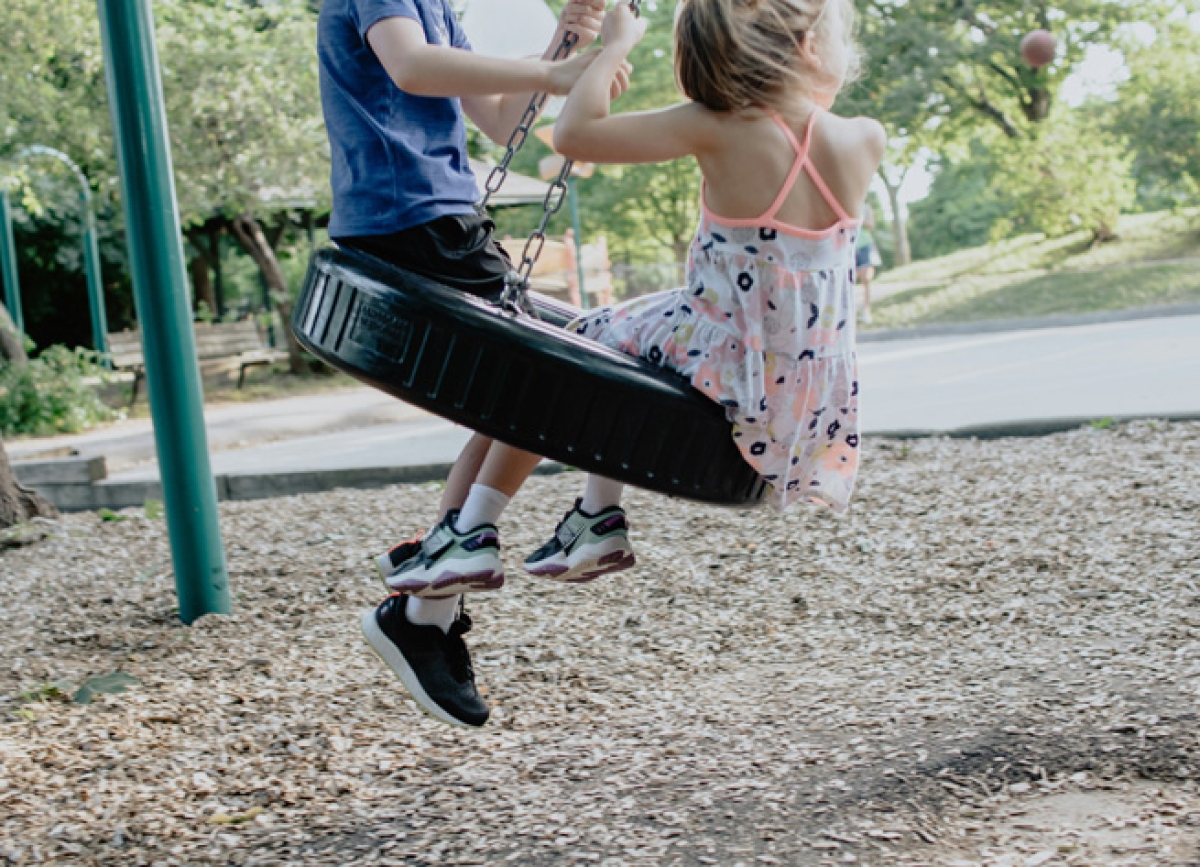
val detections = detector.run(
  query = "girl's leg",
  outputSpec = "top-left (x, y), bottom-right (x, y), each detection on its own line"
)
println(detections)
top-left (524, 473), bottom-right (634, 582)
top-left (455, 441), bottom-right (543, 530)
top-left (581, 475), bottom-right (624, 514)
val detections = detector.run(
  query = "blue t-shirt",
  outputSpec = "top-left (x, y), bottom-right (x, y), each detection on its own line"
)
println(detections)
top-left (318, 0), bottom-right (480, 238)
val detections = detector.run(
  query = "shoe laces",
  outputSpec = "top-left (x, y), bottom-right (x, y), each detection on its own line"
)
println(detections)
top-left (445, 602), bottom-right (475, 684)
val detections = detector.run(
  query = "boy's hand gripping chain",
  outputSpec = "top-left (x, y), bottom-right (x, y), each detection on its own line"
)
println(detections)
top-left (482, 1), bottom-right (642, 315)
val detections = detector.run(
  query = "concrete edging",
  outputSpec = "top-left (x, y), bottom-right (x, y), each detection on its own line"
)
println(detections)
top-left (21, 460), bottom-right (568, 512)
top-left (859, 302), bottom-right (1200, 343)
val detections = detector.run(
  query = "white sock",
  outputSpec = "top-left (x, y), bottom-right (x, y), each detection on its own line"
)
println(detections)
top-left (455, 484), bottom-right (510, 531)
top-left (406, 595), bottom-right (459, 633)
top-left (581, 475), bottom-right (624, 514)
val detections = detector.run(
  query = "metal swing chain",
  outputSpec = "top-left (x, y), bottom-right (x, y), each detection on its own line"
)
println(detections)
top-left (482, 1), bottom-right (642, 314)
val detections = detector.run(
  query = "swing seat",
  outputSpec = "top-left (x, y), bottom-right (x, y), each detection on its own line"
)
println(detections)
top-left (291, 246), bottom-right (767, 506)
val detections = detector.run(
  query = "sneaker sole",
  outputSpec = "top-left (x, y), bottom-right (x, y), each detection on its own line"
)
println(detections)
top-left (359, 608), bottom-right (481, 729)
top-left (527, 550), bottom-right (637, 584)
top-left (387, 569), bottom-right (505, 597)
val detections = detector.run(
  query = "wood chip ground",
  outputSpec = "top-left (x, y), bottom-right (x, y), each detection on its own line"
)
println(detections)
top-left (2, 420), bottom-right (1199, 866)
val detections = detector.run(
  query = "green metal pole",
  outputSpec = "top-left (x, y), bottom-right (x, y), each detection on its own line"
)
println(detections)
top-left (568, 185), bottom-right (587, 309)
top-left (96, 0), bottom-right (230, 623)
top-left (0, 189), bottom-right (24, 333)
top-left (80, 191), bottom-right (110, 364)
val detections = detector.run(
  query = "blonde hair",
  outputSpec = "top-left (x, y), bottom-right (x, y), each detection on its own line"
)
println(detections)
top-left (674, 0), bottom-right (861, 113)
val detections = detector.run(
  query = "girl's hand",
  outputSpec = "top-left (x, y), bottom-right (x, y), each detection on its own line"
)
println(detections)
top-left (556, 0), bottom-right (606, 49)
top-left (601, 2), bottom-right (647, 50)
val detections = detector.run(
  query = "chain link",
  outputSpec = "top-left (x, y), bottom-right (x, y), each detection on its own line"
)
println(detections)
top-left (480, 30), bottom-right (578, 212)
top-left (489, 1), bottom-right (643, 314)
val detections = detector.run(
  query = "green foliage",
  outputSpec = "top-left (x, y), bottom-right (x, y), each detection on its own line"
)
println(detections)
top-left (908, 150), bottom-right (1015, 260)
top-left (155, 0), bottom-right (329, 224)
top-left (0, 345), bottom-right (117, 436)
top-left (990, 112), bottom-right (1135, 240)
top-left (1103, 19), bottom-right (1200, 210)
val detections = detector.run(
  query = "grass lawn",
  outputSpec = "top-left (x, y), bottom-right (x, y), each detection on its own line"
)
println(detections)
top-left (870, 209), bottom-right (1200, 329)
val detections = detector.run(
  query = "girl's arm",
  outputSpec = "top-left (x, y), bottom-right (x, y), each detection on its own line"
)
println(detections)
top-left (554, 3), bottom-right (718, 164)
top-left (464, 0), bottom-right (621, 143)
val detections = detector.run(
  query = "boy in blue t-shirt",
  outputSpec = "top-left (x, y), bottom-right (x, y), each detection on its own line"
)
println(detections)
top-left (318, 0), bottom-right (625, 729)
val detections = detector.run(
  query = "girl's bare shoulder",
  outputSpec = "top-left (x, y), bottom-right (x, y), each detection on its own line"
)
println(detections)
top-left (818, 112), bottom-right (887, 162)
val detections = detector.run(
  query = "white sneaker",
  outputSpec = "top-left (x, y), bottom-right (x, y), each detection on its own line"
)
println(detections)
top-left (523, 500), bottom-right (636, 584)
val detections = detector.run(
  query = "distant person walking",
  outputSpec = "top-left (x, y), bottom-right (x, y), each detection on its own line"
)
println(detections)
top-left (855, 204), bottom-right (882, 323)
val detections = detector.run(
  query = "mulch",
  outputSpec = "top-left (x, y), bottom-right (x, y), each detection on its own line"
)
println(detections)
top-left (2, 420), bottom-right (1199, 866)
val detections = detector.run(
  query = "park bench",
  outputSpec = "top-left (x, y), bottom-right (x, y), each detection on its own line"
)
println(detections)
top-left (107, 319), bottom-right (287, 403)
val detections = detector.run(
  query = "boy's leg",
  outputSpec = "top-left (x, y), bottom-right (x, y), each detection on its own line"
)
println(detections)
top-left (440, 432), bottom-right (494, 518)
top-left (364, 435), bottom-right (515, 729)
top-left (361, 593), bottom-right (489, 728)
top-left (338, 211), bottom-right (512, 301)
top-left (525, 474), bottom-right (636, 584)
top-left (373, 432), bottom-right (494, 580)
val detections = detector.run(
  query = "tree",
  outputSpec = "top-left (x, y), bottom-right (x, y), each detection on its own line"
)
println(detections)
top-left (0, 303), bottom-right (57, 528)
top-left (156, 0), bottom-right (326, 368)
top-left (907, 146), bottom-right (1013, 259)
top-left (993, 110), bottom-right (1134, 241)
top-left (1102, 17), bottom-right (1200, 209)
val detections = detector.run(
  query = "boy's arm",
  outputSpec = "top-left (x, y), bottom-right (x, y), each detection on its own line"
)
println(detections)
top-left (368, 17), bottom-right (562, 97)
top-left (553, 4), bottom-right (716, 164)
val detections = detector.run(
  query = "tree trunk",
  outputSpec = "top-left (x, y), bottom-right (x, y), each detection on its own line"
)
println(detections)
top-left (0, 438), bottom-right (58, 528)
top-left (671, 237), bottom-right (689, 267)
top-left (1022, 87), bottom-right (1052, 123)
top-left (0, 302), bottom-right (28, 364)
top-left (879, 171), bottom-right (912, 267)
top-left (190, 254), bottom-right (218, 318)
top-left (230, 213), bottom-right (307, 374)
top-left (0, 305), bottom-right (57, 528)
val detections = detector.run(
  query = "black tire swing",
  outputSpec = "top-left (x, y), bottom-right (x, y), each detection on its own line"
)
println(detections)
top-left (291, 14), bottom-right (767, 507)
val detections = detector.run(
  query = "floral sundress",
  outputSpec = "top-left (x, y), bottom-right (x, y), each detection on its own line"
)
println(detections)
top-left (571, 108), bottom-right (862, 512)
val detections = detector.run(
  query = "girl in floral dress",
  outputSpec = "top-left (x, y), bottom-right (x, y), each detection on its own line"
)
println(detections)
top-left (512, 0), bottom-right (885, 580)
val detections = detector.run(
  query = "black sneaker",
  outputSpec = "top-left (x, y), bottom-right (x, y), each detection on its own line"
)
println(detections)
top-left (360, 594), bottom-right (490, 728)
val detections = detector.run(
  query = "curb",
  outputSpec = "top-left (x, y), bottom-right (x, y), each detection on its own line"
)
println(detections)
top-left (21, 460), bottom-right (567, 513)
top-left (859, 302), bottom-right (1200, 343)
top-left (869, 411), bottom-right (1200, 440)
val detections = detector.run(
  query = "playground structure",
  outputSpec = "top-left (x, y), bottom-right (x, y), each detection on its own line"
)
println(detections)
top-left (0, 146), bottom-right (110, 357)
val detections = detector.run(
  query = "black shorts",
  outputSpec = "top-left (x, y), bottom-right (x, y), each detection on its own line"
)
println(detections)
top-left (335, 212), bottom-right (513, 301)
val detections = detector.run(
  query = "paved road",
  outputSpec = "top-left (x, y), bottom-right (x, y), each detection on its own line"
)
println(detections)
top-left (858, 314), bottom-right (1200, 432)
top-left (13, 314), bottom-right (1200, 485)
top-left (8, 388), bottom-right (421, 472)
